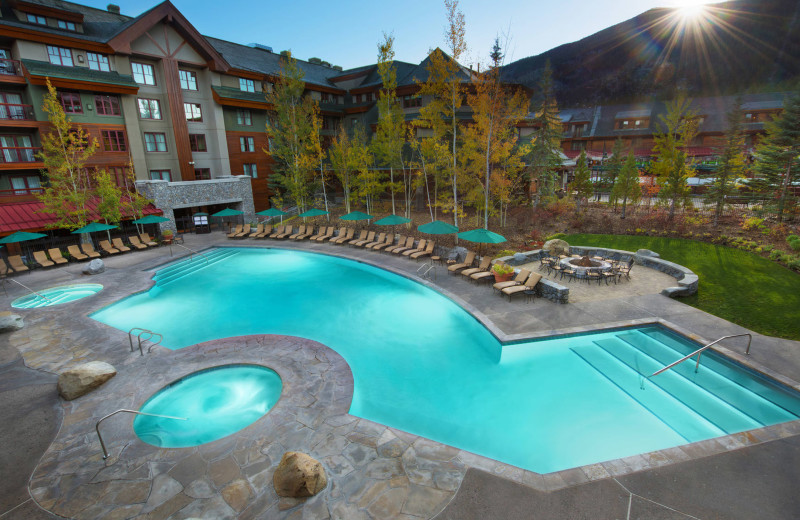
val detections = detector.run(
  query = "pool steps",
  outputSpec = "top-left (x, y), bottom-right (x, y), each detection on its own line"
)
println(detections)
top-left (153, 249), bottom-right (239, 288)
top-left (571, 328), bottom-right (798, 442)
top-left (14, 288), bottom-right (94, 309)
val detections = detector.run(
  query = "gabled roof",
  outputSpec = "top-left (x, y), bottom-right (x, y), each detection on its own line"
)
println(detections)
top-left (398, 48), bottom-right (473, 86)
top-left (0, 0), bottom-right (132, 43)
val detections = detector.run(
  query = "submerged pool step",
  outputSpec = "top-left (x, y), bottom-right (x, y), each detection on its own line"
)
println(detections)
top-left (618, 331), bottom-right (799, 424)
top-left (154, 249), bottom-right (240, 287)
top-left (594, 338), bottom-right (763, 434)
top-left (571, 344), bottom-right (724, 441)
top-left (154, 248), bottom-right (232, 279)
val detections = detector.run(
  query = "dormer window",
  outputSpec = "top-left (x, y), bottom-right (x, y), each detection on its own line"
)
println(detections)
top-left (47, 46), bottom-right (73, 67)
top-left (26, 13), bottom-right (46, 25)
top-left (57, 20), bottom-right (76, 31)
top-left (239, 78), bottom-right (255, 93)
top-left (87, 53), bottom-right (110, 72)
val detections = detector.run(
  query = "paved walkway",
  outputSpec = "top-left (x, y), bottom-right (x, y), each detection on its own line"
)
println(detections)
top-left (1, 232), bottom-right (799, 519)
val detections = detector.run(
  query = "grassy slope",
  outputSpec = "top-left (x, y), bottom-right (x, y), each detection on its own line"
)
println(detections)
top-left (566, 234), bottom-right (800, 341)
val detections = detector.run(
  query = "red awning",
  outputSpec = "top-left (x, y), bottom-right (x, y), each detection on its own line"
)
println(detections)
top-left (0, 198), bottom-right (162, 235)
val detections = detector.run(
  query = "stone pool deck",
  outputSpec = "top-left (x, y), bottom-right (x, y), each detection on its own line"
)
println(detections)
top-left (1, 232), bottom-right (799, 519)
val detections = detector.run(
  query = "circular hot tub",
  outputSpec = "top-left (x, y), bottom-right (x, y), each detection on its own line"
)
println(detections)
top-left (134, 364), bottom-right (282, 448)
top-left (11, 283), bottom-right (103, 309)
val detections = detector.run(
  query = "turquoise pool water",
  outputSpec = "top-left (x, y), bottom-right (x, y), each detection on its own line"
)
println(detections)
top-left (12, 283), bottom-right (102, 308)
top-left (134, 365), bottom-right (282, 447)
top-left (92, 248), bottom-right (800, 473)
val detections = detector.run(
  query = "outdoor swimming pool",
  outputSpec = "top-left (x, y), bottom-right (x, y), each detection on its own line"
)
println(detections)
top-left (92, 247), bottom-right (800, 473)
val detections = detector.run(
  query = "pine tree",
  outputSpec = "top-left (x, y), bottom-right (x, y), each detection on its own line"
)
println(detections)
top-left (754, 91), bottom-right (800, 223)
top-left (707, 98), bottom-right (746, 226)
top-left (569, 150), bottom-right (593, 213)
top-left (529, 61), bottom-right (563, 205)
top-left (611, 151), bottom-right (642, 219)
top-left (652, 93), bottom-right (698, 219)
top-left (603, 139), bottom-right (626, 207)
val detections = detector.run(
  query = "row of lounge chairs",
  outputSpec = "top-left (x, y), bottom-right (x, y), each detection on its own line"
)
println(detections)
top-left (0, 233), bottom-right (160, 276)
top-left (446, 251), bottom-right (543, 301)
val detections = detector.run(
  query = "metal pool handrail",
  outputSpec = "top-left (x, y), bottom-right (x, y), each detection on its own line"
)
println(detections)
top-left (96, 409), bottom-right (187, 459)
top-left (3, 278), bottom-right (53, 303)
top-left (128, 327), bottom-right (163, 355)
top-left (649, 333), bottom-right (753, 378)
top-left (171, 242), bottom-right (208, 264)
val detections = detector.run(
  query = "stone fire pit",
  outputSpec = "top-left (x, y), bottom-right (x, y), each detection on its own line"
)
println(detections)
top-left (559, 255), bottom-right (612, 276)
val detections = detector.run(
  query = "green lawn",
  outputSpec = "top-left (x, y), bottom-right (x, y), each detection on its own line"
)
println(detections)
top-left (565, 234), bottom-right (800, 341)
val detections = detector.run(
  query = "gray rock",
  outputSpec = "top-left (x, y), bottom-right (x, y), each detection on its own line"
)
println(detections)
top-left (447, 247), bottom-right (468, 262)
top-left (513, 253), bottom-right (528, 264)
top-left (57, 361), bottom-right (116, 400)
top-left (0, 312), bottom-right (24, 333)
top-left (637, 249), bottom-right (660, 258)
top-left (82, 259), bottom-right (105, 275)
top-left (543, 239), bottom-right (570, 256)
top-left (273, 451), bottom-right (327, 497)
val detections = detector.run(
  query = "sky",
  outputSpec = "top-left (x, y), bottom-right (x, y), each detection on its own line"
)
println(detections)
top-left (82, 0), bottom-right (726, 70)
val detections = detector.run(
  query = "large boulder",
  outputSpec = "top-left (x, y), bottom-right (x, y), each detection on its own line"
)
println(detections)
top-left (447, 246), bottom-right (468, 262)
top-left (82, 259), bottom-right (105, 275)
top-left (273, 452), bottom-right (327, 498)
top-left (0, 312), bottom-right (24, 333)
top-left (543, 239), bottom-right (570, 256)
top-left (57, 361), bottom-right (116, 400)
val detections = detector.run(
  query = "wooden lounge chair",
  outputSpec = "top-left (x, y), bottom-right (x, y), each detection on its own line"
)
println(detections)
top-left (7, 255), bottom-right (28, 273)
top-left (387, 236), bottom-right (414, 254)
top-left (112, 238), bottom-right (131, 252)
top-left (348, 230), bottom-right (368, 245)
top-left (227, 224), bottom-right (243, 238)
top-left (67, 245), bottom-right (89, 260)
top-left (332, 228), bottom-right (354, 244)
top-left (288, 225), bottom-right (306, 239)
top-left (128, 236), bottom-right (147, 250)
top-left (363, 232), bottom-right (385, 248)
top-left (99, 240), bottom-right (120, 255)
top-left (461, 257), bottom-right (491, 278)
top-left (501, 273), bottom-right (543, 301)
top-left (48, 248), bottom-right (69, 264)
top-left (402, 239), bottom-right (427, 256)
top-left (352, 230), bottom-right (375, 247)
top-left (447, 251), bottom-right (476, 274)
top-left (248, 223), bottom-right (264, 238)
top-left (268, 225), bottom-right (285, 238)
top-left (410, 242), bottom-right (435, 260)
top-left (275, 225), bottom-right (293, 239)
top-left (0, 257), bottom-right (11, 276)
top-left (371, 234), bottom-right (396, 251)
top-left (493, 268), bottom-right (530, 292)
top-left (81, 243), bottom-right (101, 258)
top-left (234, 224), bottom-right (251, 238)
top-left (139, 233), bottom-right (158, 247)
top-left (32, 250), bottom-right (54, 267)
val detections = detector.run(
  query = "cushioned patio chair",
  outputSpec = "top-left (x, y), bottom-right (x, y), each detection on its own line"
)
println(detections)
top-left (353, 231), bottom-right (375, 247)
top-left (501, 273), bottom-right (543, 301)
top-left (315, 227), bottom-right (335, 242)
top-left (7, 255), bottom-right (28, 273)
top-left (227, 224), bottom-right (243, 238)
top-left (493, 268), bottom-right (531, 292)
top-left (48, 248), bottom-right (69, 264)
top-left (254, 225), bottom-right (273, 238)
top-left (139, 233), bottom-right (158, 247)
top-left (371, 234), bottom-right (396, 251)
top-left (81, 243), bottom-right (101, 258)
top-left (402, 239), bottom-right (427, 256)
top-left (288, 225), bottom-right (306, 240)
top-left (389, 236), bottom-right (416, 254)
top-left (384, 236), bottom-right (411, 253)
top-left (234, 224), bottom-right (251, 238)
top-left (32, 250), bottom-right (54, 268)
top-left (331, 228), bottom-right (354, 244)
top-left (410, 242), bottom-right (435, 260)
top-left (99, 240), bottom-right (120, 255)
top-left (460, 257), bottom-right (491, 278)
top-left (363, 232), bottom-right (385, 249)
top-left (128, 236), bottom-right (148, 250)
top-left (267, 225), bottom-right (285, 238)
top-left (112, 238), bottom-right (131, 252)
top-left (248, 223), bottom-right (264, 238)
top-left (347, 230), bottom-right (368, 245)
top-left (67, 245), bottom-right (89, 260)
top-left (0, 257), bottom-right (11, 276)
top-left (447, 251), bottom-right (476, 274)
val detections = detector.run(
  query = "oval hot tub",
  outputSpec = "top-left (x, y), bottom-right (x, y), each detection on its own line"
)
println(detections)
top-left (11, 283), bottom-right (103, 309)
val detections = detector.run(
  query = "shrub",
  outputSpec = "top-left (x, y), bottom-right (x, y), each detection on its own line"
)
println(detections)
top-left (770, 249), bottom-right (785, 261)
top-left (787, 235), bottom-right (800, 252)
top-left (495, 249), bottom-right (516, 258)
top-left (529, 229), bottom-right (544, 242)
top-left (545, 232), bottom-right (566, 241)
top-left (742, 217), bottom-right (765, 231)
top-left (684, 215), bottom-right (706, 226)
top-left (491, 263), bottom-right (515, 275)
top-left (761, 245), bottom-right (773, 253)
top-left (788, 257), bottom-right (800, 271)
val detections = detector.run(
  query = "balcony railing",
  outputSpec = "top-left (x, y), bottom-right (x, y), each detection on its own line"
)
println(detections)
top-left (0, 59), bottom-right (23, 77)
top-left (0, 187), bottom-right (43, 196)
top-left (0, 103), bottom-right (35, 121)
top-left (0, 146), bottom-right (42, 163)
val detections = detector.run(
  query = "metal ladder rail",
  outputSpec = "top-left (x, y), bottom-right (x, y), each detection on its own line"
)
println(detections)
top-left (127, 328), bottom-right (163, 355)
top-left (417, 263), bottom-right (436, 281)
top-left (2, 278), bottom-right (53, 303)
top-left (649, 333), bottom-right (753, 378)
top-left (170, 243), bottom-right (209, 264)
top-left (95, 409), bottom-right (186, 459)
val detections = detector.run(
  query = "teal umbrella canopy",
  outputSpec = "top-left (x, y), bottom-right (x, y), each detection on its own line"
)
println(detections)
top-left (340, 211), bottom-right (374, 221)
top-left (418, 220), bottom-right (458, 235)
top-left (132, 215), bottom-right (169, 224)
top-left (299, 209), bottom-right (329, 218)
top-left (0, 231), bottom-right (47, 244)
top-left (256, 208), bottom-right (287, 217)
top-left (193, 212), bottom-right (209, 217)
top-left (71, 222), bottom-right (118, 234)
top-left (211, 208), bottom-right (244, 217)
top-left (457, 228), bottom-right (507, 244)
top-left (374, 214), bottom-right (411, 226)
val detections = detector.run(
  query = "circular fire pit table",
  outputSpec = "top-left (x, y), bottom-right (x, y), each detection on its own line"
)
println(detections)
top-left (559, 256), bottom-right (612, 281)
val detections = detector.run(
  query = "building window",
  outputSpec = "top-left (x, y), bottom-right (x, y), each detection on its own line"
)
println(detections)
top-left (243, 163), bottom-right (257, 178)
top-left (100, 130), bottom-right (126, 152)
top-left (57, 20), bottom-right (76, 31)
top-left (108, 166), bottom-right (128, 188)
top-left (87, 53), bottom-right (110, 72)
top-left (131, 62), bottom-right (155, 85)
top-left (194, 168), bottom-right (211, 180)
top-left (9, 175), bottom-right (42, 194)
top-left (47, 45), bottom-right (73, 67)
top-left (26, 13), bottom-right (46, 25)
top-left (239, 136), bottom-right (255, 152)
top-left (179, 70), bottom-right (197, 90)
top-left (184, 103), bottom-right (202, 122)
top-left (137, 98), bottom-right (161, 119)
top-left (402, 95), bottom-right (421, 108)
top-left (239, 78), bottom-right (256, 92)
top-left (95, 95), bottom-right (120, 116)
top-left (189, 134), bottom-right (207, 152)
top-left (149, 170), bottom-right (171, 181)
top-left (58, 91), bottom-right (82, 113)
top-left (236, 109), bottom-right (252, 126)
top-left (143, 132), bottom-right (167, 152)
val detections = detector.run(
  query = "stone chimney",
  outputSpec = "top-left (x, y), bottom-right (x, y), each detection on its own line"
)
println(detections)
top-left (107, 4), bottom-right (120, 14)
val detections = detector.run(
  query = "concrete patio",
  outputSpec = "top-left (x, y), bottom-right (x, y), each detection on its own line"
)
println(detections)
top-left (1, 231), bottom-right (799, 519)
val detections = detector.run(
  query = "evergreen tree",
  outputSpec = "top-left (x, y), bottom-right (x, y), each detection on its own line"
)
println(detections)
top-left (753, 91), bottom-right (800, 222)
top-left (569, 150), bottom-right (593, 213)
top-left (528, 61), bottom-right (563, 205)
top-left (611, 151), bottom-right (642, 219)
top-left (707, 98), bottom-right (746, 226)
top-left (652, 93), bottom-right (698, 219)
top-left (603, 139), bottom-right (626, 207)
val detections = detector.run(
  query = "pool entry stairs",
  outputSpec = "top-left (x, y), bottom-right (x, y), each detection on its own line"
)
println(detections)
top-left (153, 249), bottom-right (239, 288)
top-left (571, 328), bottom-right (800, 442)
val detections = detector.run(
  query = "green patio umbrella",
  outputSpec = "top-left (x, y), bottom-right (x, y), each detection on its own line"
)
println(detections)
top-left (256, 207), bottom-right (287, 223)
top-left (132, 215), bottom-right (169, 224)
top-left (0, 231), bottom-right (47, 244)
top-left (418, 220), bottom-right (458, 235)
top-left (340, 211), bottom-right (374, 221)
top-left (374, 214), bottom-right (411, 226)
top-left (71, 222), bottom-right (118, 234)
top-left (299, 208), bottom-right (328, 218)
top-left (193, 212), bottom-right (209, 216)
top-left (457, 228), bottom-right (507, 244)
top-left (211, 208), bottom-right (244, 217)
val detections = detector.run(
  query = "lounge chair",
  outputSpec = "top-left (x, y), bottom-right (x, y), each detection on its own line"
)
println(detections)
top-left (352, 230), bottom-right (374, 247)
top-left (139, 233), bottom-right (158, 247)
top-left (288, 225), bottom-right (306, 240)
top-left (387, 236), bottom-right (414, 254)
top-left (363, 232), bottom-right (385, 248)
top-left (48, 248), bottom-right (69, 264)
top-left (371, 234), bottom-right (396, 251)
top-left (402, 239), bottom-right (427, 256)
top-left (275, 225), bottom-right (293, 239)
top-left (0, 257), bottom-right (10, 276)
top-left (501, 273), bottom-right (543, 301)
top-left (493, 268), bottom-right (531, 292)
top-left (348, 230), bottom-right (368, 245)
top-left (227, 224), bottom-right (243, 238)
top-left (310, 226), bottom-right (330, 240)
top-left (128, 236), bottom-right (147, 250)
top-left (254, 225), bottom-right (273, 238)
top-left (32, 250), bottom-right (54, 268)
top-left (332, 228), bottom-right (355, 244)
top-left (81, 243), bottom-right (101, 258)
top-left (315, 227), bottom-right (337, 242)
top-left (112, 238), bottom-right (131, 252)
top-left (470, 268), bottom-right (496, 284)
top-left (99, 240), bottom-right (120, 255)
top-left (410, 242), bottom-right (435, 260)
top-left (234, 224), bottom-right (251, 238)
top-left (268, 225), bottom-right (285, 238)
top-left (7, 255), bottom-right (28, 273)
top-left (296, 226), bottom-right (317, 240)
top-left (461, 257), bottom-right (491, 278)
top-left (447, 251), bottom-right (476, 274)
top-left (248, 223), bottom-right (264, 238)
top-left (67, 245), bottom-right (89, 260)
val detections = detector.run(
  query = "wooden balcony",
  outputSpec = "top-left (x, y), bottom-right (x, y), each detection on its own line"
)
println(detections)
top-left (0, 187), bottom-right (42, 204)
top-left (0, 59), bottom-right (26, 84)
top-left (0, 147), bottom-right (43, 169)
top-left (0, 103), bottom-right (36, 123)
